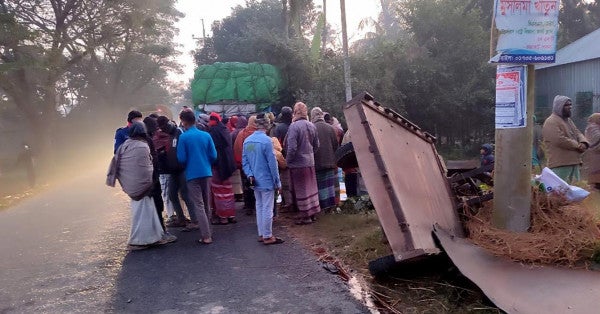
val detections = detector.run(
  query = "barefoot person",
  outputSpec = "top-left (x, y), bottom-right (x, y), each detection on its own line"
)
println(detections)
top-left (242, 114), bottom-right (284, 245)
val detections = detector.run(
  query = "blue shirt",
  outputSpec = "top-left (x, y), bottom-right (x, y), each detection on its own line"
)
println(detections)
top-left (242, 130), bottom-right (281, 191)
top-left (177, 125), bottom-right (217, 181)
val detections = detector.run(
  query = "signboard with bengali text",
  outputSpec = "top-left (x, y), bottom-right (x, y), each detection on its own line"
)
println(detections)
top-left (495, 65), bottom-right (527, 128)
top-left (491, 0), bottom-right (559, 63)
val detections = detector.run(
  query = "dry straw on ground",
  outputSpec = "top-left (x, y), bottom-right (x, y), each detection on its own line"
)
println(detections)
top-left (464, 189), bottom-right (600, 267)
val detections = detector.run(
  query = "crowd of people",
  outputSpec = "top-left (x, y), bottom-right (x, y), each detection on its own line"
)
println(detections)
top-left (106, 93), bottom-right (600, 251)
top-left (482, 94), bottom-right (600, 189)
top-left (107, 102), bottom-right (348, 250)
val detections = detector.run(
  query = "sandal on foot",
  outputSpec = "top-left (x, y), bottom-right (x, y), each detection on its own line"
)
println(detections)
top-left (166, 219), bottom-right (187, 228)
top-left (228, 217), bottom-right (238, 224)
top-left (295, 219), bottom-right (313, 225)
top-left (211, 219), bottom-right (229, 225)
top-left (182, 223), bottom-right (199, 232)
top-left (127, 244), bottom-right (150, 251)
top-left (257, 236), bottom-right (264, 242)
top-left (263, 237), bottom-right (285, 245)
top-left (198, 238), bottom-right (213, 245)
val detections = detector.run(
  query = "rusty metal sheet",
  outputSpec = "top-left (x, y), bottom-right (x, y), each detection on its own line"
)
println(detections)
top-left (435, 227), bottom-right (600, 314)
top-left (344, 92), bottom-right (463, 261)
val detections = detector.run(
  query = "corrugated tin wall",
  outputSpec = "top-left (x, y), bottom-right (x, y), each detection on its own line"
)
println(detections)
top-left (535, 59), bottom-right (600, 129)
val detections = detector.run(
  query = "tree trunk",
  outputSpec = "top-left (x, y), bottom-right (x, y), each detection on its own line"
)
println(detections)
top-left (282, 0), bottom-right (290, 40)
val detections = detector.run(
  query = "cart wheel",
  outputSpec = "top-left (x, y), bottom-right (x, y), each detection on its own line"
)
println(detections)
top-left (368, 255), bottom-right (397, 277)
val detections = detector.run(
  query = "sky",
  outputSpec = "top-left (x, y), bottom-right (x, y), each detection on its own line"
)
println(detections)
top-left (169, 0), bottom-right (381, 84)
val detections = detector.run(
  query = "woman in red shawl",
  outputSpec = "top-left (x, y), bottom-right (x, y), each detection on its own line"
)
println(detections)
top-left (208, 112), bottom-right (238, 224)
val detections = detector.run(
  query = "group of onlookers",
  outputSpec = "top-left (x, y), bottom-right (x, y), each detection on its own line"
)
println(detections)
top-left (107, 101), bottom-right (348, 250)
top-left (538, 95), bottom-right (600, 188)
top-left (476, 94), bottom-right (600, 190)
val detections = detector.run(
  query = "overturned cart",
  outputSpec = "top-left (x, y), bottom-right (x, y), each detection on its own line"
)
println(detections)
top-left (343, 92), bottom-right (600, 314)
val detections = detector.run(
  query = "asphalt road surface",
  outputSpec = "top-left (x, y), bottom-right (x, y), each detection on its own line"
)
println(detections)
top-left (0, 168), bottom-right (370, 313)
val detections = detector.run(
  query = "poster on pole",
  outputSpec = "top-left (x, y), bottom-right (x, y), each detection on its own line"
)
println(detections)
top-left (495, 65), bottom-right (527, 128)
top-left (490, 0), bottom-right (559, 63)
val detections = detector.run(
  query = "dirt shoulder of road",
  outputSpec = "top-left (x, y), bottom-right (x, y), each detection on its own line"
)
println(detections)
top-left (276, 208), bottom-right (500, 313)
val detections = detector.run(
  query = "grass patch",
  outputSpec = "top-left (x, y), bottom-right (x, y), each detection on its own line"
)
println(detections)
top-left (308, 212), bottom-right (392, 271)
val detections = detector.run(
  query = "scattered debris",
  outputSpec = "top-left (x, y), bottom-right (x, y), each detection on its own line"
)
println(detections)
top-left (322, 262), bottom-right (340, 274)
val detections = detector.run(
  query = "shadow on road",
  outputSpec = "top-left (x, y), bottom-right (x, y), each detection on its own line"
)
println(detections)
top-left (109, 205), bottom-right (369, 313)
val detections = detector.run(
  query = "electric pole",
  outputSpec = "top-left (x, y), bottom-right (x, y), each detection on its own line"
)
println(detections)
top-left (340, 0), bottom-right (352, 102)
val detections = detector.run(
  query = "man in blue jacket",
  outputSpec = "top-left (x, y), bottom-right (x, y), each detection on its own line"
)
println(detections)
top-left (242, 114), bottom-right (284, 245)
top-left (177, 110), bottom-right (217, 245)
top-left (114, 110), bottom-right (143, 153)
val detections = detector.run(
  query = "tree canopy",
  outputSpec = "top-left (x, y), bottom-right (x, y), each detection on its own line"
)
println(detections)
top-left (0, 0), bottom-right (181, 156)
top-left (3, 0), bottom-right (599, 161)
top-left (191, 0), bottom-right (600, 156)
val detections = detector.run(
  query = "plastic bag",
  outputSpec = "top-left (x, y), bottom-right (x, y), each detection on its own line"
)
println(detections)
top-left (535, 167), bottom-right (590, 202)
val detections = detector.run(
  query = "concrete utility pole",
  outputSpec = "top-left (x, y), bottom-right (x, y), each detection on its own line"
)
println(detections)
top-left (492, 64), bottom-right (534, 232)
top-left (340, 0), bottom-right (352, 101)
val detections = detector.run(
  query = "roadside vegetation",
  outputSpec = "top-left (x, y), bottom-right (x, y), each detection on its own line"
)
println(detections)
top-left (282, 188), bottom-right (600, 313)
top-left (3, 0), bottom-right (600, 168)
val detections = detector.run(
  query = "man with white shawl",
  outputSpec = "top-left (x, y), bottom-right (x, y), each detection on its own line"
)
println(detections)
top-left (109, 122), bottom-right (168, 250)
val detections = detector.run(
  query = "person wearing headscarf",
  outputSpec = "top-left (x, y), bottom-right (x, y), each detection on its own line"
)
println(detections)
top-left (111, 122), bottom-right (170, 250)
top-left (227, 115), bottom-right (238, 133)
top-left (273, 106), bottom-right (294, 210)
top-left (324, 113), bottom-right (344, 202)
top-left (197, 113), bottom-right (210, 131)
top-left (231, 116), bottom-right (248, 144)
top-left (208, 112), bottom-right (237, 224)
top-left (234, 115), bottom-right (258, 214)
top-left (265, 112), bottom-right (276, 136)
top-left (324, 113), bottom-right (344, 144)
top-left (230, 116), bottom-right (248, 200)
top-left (311, 107), bottom-right (340, 211)
top-left (286, 102), bottom-right (321, 224)
top-left (583, 113), bottom-right (600, 190)
top-left (542, 95), bottom-right (589, 183)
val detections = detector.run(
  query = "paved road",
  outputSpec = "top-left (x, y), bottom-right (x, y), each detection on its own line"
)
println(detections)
top-left (0, 168), bottom-right (370, 313)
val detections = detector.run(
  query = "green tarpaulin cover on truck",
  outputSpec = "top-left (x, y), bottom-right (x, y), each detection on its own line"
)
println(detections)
top-left (191, 62), bottom-right (282, 111)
